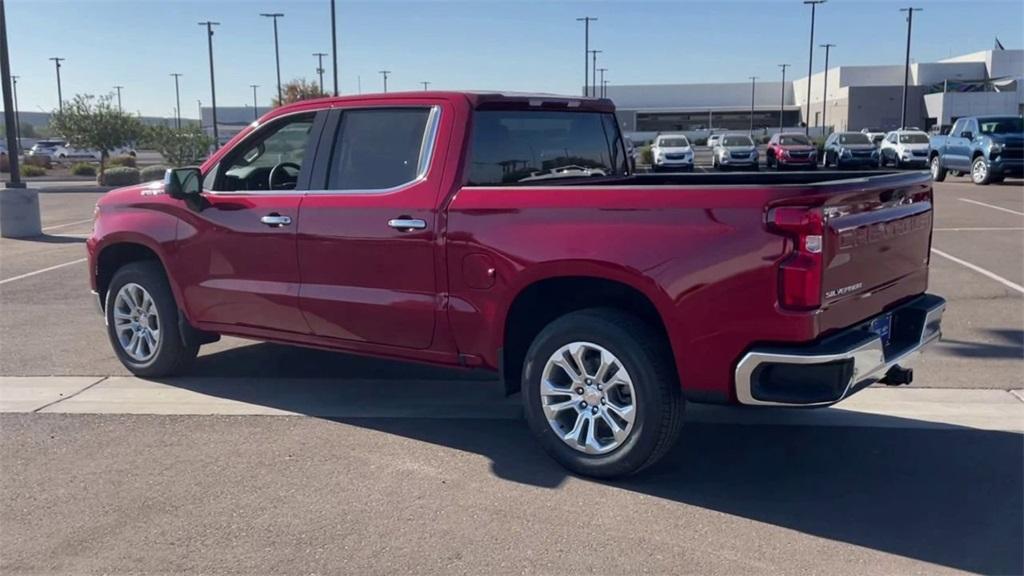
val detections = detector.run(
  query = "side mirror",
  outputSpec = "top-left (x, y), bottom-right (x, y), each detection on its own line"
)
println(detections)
top-left (960, 131), bottom-right (973, 140)
top-left (164, 167), bottom-right (202, 200)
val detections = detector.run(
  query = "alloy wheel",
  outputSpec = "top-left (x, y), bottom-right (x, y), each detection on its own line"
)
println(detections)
top-left (112, 282), bottom-right (161, 362)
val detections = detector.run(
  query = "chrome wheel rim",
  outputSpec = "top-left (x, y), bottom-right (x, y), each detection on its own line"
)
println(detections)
top-left (540, 342), bottom-right (637, 455)
top-left (972, 159), bottom-right (987, 183)
top-left (931, 158), bottom-right (939, 178)
top-left (112, 283), bottom-right (161, 362)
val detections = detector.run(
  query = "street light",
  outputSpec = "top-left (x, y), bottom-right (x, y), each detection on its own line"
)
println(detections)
top-left (749, 76), bottom-right (758, 135)
top-left (313, 52), bottom-right (327, 94)
top-left (778, 64), bottom-right (790, 131)
top-left (113, 85), bottom-right (123, 112)
top-left (421, 81), bottom-right (431, 91)
top-left (198, 21), bottom-right (220, 146)
top-left (330, 0), bottom-right (339, 96)
top-left (820, 44), bottom-right (835, 136)
top-left (589, 49), bottom-right (602, 98)
top-left (576, 17), bottom-right (597, 96)
top-left (899, 7), bottom-right (923, 129)
top-left (803, 0), bottom-right (826, 135)
top-left (250, 84), bottom-right (259, 121)
top-left (170, 73), bottom-right (183, 129)
top-left (597, 67), bottom-right (607, 97)
top-left (260, 13), bottom-right (285, 104)
top-left (379, 70), bottom-right (391, 93)
top-left (49, 57), bottom-right (65, 112)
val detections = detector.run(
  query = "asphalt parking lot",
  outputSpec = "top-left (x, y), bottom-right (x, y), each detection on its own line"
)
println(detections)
top-left (1, 175), bottom-right (1022, 574)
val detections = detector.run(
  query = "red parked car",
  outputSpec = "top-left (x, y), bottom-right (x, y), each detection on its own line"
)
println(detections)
top-left (88, 92), bottom-right (944, 477)
top-left (766, 132), bottom-right (819, 170)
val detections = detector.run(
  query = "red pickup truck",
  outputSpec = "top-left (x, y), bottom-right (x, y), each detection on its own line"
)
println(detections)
top-left (88, 92), bottom-right (945, 477)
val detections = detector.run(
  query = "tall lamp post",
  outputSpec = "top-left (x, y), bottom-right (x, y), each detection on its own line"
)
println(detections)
top-left (420, 81), bottom-right (431, 91)
top-left (588, 49), bottom-right (602, 98)
top-left (170, 73), bottom-right (183, 129)
top-left (330, 0), bottom-right (339, 96)
top-left (49, 57), bottom-right (65, 112)
top-left (250, 84), bottom-right (259, 121)
top-left (11, 74), bottom-right (20, 152)
top-left (899, 7), bottom-right (922, 129)
top-left (820, 43), bottom-right (835, 136)
top-left (260, 13), bottom-right (285, 104)
top-left (576, 16), bottom-right (597, 96)
top-left (597, 67), bottom-right (607, 97)
top-left (749, 76), bottom-right (758, 135)
top-left (113, 85), bottom-right (123, 112)
top-left (313, 52), bottom-right (327, 94)
top-left (778, 64), bottom-right (790, 131)
top-left (803, 0), bottom-right (826, 135)
top-left (198, 21), bottom-right (220, 146)
top-left (379, 70), bottom-right (390, 93)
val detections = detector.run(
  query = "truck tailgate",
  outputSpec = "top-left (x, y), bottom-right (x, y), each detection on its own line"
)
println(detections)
top-left (819, 174), bottom-right (933, 329)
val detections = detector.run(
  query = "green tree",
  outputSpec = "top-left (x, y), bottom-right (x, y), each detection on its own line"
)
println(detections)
top-left (273, 78), bottom-right (326, 107)
top-left (142, 124), bottom-right (214, 167)
top-left (49, 94), bottom-right (144, 178)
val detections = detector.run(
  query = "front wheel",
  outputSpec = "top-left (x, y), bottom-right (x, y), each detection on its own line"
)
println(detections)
top-left (522, 309), bottom-right (684, 478)
top-left (971, 156), bottom-right (993, 185)
top-left (931, 156), bottom-right (947, 181)
top-left (105, 261), bottom-right (199, 377)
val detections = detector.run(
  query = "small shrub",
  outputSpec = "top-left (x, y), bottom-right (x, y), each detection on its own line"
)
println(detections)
top-left (0, 153), bottom-right (8, 173)
top-left (71, 162), bottom-right (97, 176)
top-left (22, 165), bottom-right (46, 177)
top-left (639, 145), bottom-right (653, 166)
top-left (108, 155), bottom-right (137, 168)
top-left (140, 165), bottom-right (168, 182)
top-left (693, 137), bottom-right (708, 147)
top-left (99, 166), bottom-right (141, 186)
top-left (23, 155), bottom-right (52, 169)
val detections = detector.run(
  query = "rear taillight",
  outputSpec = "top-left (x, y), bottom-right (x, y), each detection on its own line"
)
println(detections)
top-left (769, 207), bottom-right (824, 310)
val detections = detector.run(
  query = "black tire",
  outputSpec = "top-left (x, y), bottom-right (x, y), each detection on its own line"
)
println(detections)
top-left (971, 156), bottom-right (993, 185)
top-left (105, 261), bottom-right (199, 377)
top-left (931, 156), bottom-right (947, 182)
top-left (521, 309), bottom-right (684, 478)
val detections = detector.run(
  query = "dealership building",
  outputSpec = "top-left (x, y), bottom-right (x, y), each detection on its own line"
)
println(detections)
top-left (608, 48), bottom-right (1023, 141)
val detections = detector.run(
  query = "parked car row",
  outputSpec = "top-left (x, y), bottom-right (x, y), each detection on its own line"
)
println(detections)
top-left (26, 140), bottom-right (136, 162)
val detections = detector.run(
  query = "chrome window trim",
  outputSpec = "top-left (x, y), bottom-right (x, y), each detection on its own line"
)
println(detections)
top-left (304, 105), bottom-right (441, 196)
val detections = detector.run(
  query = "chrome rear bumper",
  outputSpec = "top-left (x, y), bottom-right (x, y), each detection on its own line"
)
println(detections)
top-left (734, 294), bottom-right (945, 406)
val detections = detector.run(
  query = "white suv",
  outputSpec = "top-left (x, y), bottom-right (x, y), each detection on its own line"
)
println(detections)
top-left (879, 129), bottom-right (930, 169)
top-left (650, 133), bottom-right (694, 172)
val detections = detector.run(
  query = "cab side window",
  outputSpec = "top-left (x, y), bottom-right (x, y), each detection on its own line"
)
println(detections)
top-left (214, 112), bottom-right (317, 192)
top-left (326, 108), bottom-right (434, 191)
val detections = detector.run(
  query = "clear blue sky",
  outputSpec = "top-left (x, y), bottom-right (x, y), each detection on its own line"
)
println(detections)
top-left (4, 0), bottom-right (1022, 118)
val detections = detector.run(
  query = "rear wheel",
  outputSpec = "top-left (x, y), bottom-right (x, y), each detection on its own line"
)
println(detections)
top-left (931, 156), bottom-right (947, 181)
top-left (971, 156), bottom-right (993, 185)
top-left (105, 261), bottom-right (199, 377)
top-left (522, 309), bottom-right (684, 478)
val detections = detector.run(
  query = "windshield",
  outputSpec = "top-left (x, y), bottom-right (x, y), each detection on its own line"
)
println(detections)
top-left (838, 133), bottom-right (871, 145)
top-left (978, 117), bottom-right (1023, 134)
top-left (779, 135), bottom-right (812, 146)
top-left (722, 136), bottom-right (753, 147)
top-left (899, 133), bottom-right (930, 144)
top-left (658, 137), bottom-right (689, 148)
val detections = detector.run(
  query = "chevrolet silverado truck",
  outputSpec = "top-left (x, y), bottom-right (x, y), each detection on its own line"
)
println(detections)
top-left (930, 115), bottom-right (1023, 185)
top-left (88, 92), bottom-right (945, 478)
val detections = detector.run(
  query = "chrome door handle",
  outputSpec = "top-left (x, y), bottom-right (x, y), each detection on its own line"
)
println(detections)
top-left (260, 214), bottom-right (292, 227)
top-left (387, 218), bottom-right (427, 231)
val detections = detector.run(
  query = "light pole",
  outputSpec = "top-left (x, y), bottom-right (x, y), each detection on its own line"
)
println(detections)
top-left (803, 0), bottom-right (826, 135)
top-left (379, 70), bottom-right (390, 93)
top-left (11, 74), bottom-right (20, 152)
top-left (198, 21), bottom-right (220, 146)
top-left (170, 73), bottom-right (182, 129)
top-left (749, 76), bottom-right (758, 135)
top-left (330, 0), bottom-right (339, 96)
top-left (597, 67), bottom-right (607, 97)
top-left (260, 13), bottom-right (284, 104)
top-left (197, 99), bottom-right (202, 128)
top-left (49, 57), bottom-right (65, 112)
top-left (421, 81), bottom-right (430, 91)
top-left (250, 84), bottom-right (259, 121)
top-left (113, 85), bottom-right (123, 112)
top-left (820, 44), bottom-right (835, 136)
top-left (602, 79), bottom-right (609, 98)
top-left (313, 52), bottom-right (327, 94)
top-left (900, 7), bottom-right (922, 129)
top-left (576, 16), bottom-right (596, 96)
top-left (589, 49), bottom-right (602, 98)
top-left (778, 64), bottom-right (790, 131)
top-left (2, 0), bottom-right (26, 189)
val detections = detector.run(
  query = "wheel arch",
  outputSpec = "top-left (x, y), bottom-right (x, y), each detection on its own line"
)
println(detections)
top-left (95, 238), bottom-right (178, 313)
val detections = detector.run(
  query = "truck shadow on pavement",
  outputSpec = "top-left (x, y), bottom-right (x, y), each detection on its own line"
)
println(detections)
top-left (167, 344), bottom-right (1023, 575)
top-left (938, 328), bottom-right (1024, 360)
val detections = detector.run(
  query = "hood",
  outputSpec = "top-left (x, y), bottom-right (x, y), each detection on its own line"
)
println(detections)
top-left (990, 134), bottom-right (1024, 146)
top-left (722, 146), bottom-right (756, 153)
top-left (780, 144), bottom-right (816, 152)
top-left (658, 146), bottom-right (692, 153)
top-left (840, 143), bottom-right (876, 151)
top-left (97, 180), bottom-right (166, 207)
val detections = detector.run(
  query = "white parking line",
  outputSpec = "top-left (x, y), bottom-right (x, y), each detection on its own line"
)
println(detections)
top-left (0, 258), bottom-right (88, 286)
top-left (41, 218), bottom-right (94, 232)
top-left (959, 198), bottom-right (1024, 217)
top-left (934, 227), bottom-right (1024, 231)
top-left (931, 248), bottom-right (1024, 294)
